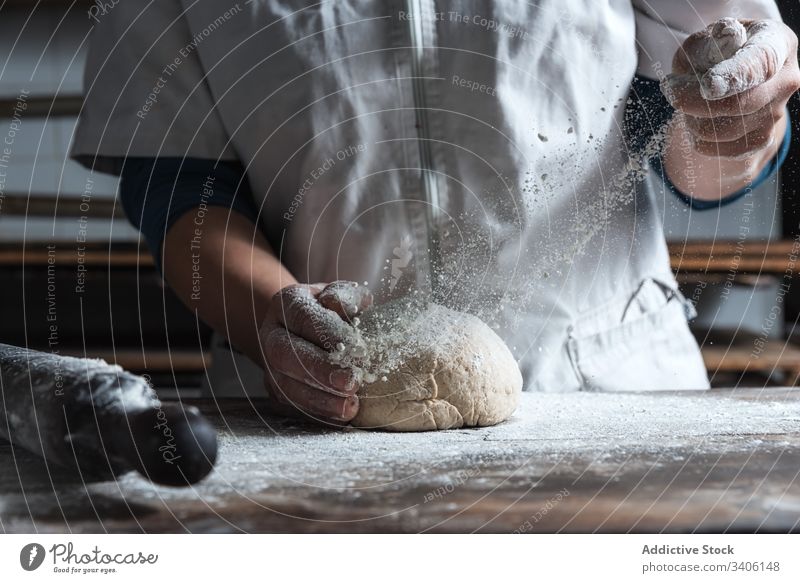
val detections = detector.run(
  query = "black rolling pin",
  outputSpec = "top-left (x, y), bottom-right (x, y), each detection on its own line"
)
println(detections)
top-left (0, 343), bottom-right (217, 486)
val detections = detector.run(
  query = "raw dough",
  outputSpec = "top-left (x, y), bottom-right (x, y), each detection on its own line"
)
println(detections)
top-left (349, 302), bottom-right (522, 431)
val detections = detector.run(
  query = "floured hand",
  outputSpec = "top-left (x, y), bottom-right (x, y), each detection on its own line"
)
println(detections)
top-left (259, 281), bottom-right (372, 424)
top-left (662, 18), bottom-right (799, 159)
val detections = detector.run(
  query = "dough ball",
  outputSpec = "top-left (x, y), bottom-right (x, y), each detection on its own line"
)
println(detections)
top-left (350, 302), bottom-right (522, 431)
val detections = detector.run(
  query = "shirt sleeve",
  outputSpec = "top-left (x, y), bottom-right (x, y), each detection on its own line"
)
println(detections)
top-left (119, 157), bottom-right (260, 273)
top-left (71, 1), bottom-right (237, 175)
top-left (633, 0), bottom-right (782, 80)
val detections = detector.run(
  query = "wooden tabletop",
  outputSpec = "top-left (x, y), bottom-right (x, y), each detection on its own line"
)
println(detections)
top-left (2, 389), bottom-right (799, 533)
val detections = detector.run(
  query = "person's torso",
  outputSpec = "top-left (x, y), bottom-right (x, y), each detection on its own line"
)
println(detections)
top-left (77, 0), bottom-right (708, 391)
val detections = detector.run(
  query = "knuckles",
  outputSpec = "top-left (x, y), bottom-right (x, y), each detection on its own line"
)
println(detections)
top-left (694, 128), bottom-right (773, 158)
top-left (262, 327), bottom-right (292, 368)
top-left (684, 115), bottom-right (745, 141)
top-left (668, 19), bottom-right (799, 117)
top-left (318, 280), bottom-right (373, 319)
top-left (270, 285), bottom-right (311, 329)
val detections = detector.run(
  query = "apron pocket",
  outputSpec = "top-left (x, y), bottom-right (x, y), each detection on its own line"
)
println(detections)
top-left (568, 282), bottom-right (709, 392)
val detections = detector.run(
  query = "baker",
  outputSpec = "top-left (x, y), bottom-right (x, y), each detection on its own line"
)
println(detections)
top-left (72, 1), bottom-right (799, 424)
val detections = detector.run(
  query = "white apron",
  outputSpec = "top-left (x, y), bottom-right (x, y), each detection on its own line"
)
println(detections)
top-left (71, 0), bottom-right (781, 394)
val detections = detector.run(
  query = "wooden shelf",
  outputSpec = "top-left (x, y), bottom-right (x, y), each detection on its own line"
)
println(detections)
top-left (1, 239), bottom-right (797, 274)
top-left (0, 242), bottom-right (152, 268)
top-left (668, 239), bottom-right (798, 274)
top-left (702, 340), bottom-right (800, 385)
top-left (60, 348), bottom-right (211, 373)
top-left (1, 0), bottom-right (92, 9)
top-left (2, 193), bottom-right (122, 219)
top-left (1, 95), bottom-right (83, 118)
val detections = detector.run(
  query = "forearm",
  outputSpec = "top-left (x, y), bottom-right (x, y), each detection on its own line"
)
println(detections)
top-left (162, 207), bottom-right (297, 367)
top-left (663, 113), bottom-right (787, 201)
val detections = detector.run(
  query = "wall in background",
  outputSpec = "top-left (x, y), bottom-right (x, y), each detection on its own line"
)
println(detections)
top-left (0, 3), bottom-right (206, 393)
top-left (661, 175), bottom-right (783, 341)
top-left (0, 5), bottom-right (137, 243)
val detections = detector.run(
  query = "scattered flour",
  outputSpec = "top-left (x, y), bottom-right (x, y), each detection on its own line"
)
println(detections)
top-left (330, 297), bottom-right (471, 384)
top-left (101, 391), bottom-right (800, 499)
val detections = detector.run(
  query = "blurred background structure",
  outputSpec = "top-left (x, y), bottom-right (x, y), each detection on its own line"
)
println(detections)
top-left (0, 0), bottom-right (209, 395)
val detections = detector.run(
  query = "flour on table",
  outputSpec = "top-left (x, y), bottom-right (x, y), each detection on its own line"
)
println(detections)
top-left (100, 391), bottom-right (800, 501)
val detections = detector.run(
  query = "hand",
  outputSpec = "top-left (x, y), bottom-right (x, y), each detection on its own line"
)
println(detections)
top-left (662, 18), bottom-right (799, 160)
top-left (259, 281), bottom-right (373, 424)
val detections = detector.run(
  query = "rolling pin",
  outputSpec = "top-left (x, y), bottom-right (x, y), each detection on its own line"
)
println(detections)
top-left (0, 343), bottom-right (217, 486)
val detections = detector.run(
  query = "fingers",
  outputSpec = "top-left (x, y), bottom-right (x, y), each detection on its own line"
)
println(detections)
top-left (664, 66), bottom-right (792, 117)
top-left (692, 122), bottom-right (777, 159)
top-left (672, 18), bottom-right (746, 75)
top-left (262, 326), bottom-right (357, 395)
top-left (702, 20), bottom-right (795, 100)
top-left (267, 370), bottom-right (359, 422)
top-left (270, 284), bottom-right (355, 350)
top-left (259, 281), bottom-right (368, 425)
top-left (681, 105), bottom-right (781, 143)
top-left (663, 19), bottom-right (800, 117)
top-left (318, 281), bottom-right (373, 320)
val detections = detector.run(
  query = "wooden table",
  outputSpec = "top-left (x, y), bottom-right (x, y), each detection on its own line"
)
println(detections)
top-left (2, 389), bottom-right (799, 533)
